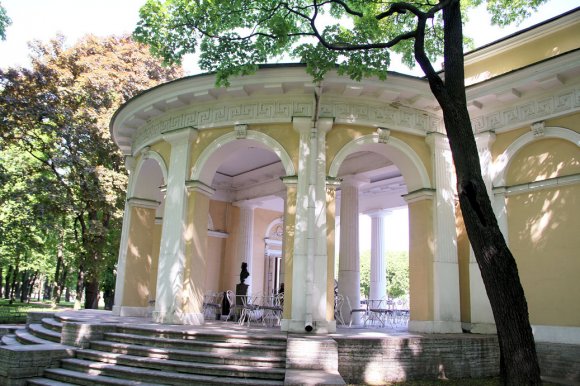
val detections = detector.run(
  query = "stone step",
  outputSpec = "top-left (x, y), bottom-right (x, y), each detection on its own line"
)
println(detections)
top-left (35, 367), bottom-right (163, 385)
top-left (104, 332), bottom-right (287, 357)
top-left (41, 317), bottom-right (63, 333)
top-left (90, 340), bottom-right (286, 368)
top-left (28, 323), bottom-right (62, 343)
top-left (60, 358), bottom-right (285, 385)
top-left (27, 376), bottom-right (78, 386)
top-left (15, 329), bottom-right (55, 345)
top-left (75, 348), bottom-right (286, 380)
top-left (114, 325), bottom-right (287, 347)
top-left (1, 334), bottom-right (19, 346)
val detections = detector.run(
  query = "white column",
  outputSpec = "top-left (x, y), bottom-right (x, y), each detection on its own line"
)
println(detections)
top-left (419, 132), bottom-right (461, 333)
top-left (338, 175), bottom-right (368, 326)
top-left (112, 156), bottom-right (136, 316)
top-left (282, 117), bottom-right (333, 333)
top-left (366, 209), bottom-right (389, 301)
top-left (153, 127), bottom-right (197, 324)
top-left (233, 200), bottom-right (256, 294)
top-left (470, 131), bottom-right (497, 333)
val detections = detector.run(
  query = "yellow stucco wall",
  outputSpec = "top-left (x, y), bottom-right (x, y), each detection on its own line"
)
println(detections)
top-left (182, 190), bottom-right (210, 315)
top-left (150, 141), bottom-right (171, 170)
top-left (149, 222), bottom-right (162, 301)
top-left (123, 206), bottom-right (155, 307)
top-left (252, 208), bottom-right (284, 295)
top-left (465, 22), bottom-right (580, 84)
top-left (506, 136), bottom-right (580, 326)
top-left (408, 198), bottom-right (435, 321)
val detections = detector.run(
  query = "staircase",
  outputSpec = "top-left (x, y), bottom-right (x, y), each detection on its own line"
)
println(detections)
top-left (2, 313), bottom-right (288, 385)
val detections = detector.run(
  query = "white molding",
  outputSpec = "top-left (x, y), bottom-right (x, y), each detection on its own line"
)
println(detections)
top-left (532, 325), bottom-right (580, 345)
top-left (493, 126), bottom-right (580, 187)
top-left (191, 129), bottom-right (296, 186)
top-left (493, 173), bottom-right (580, 197)
top-left (402, 188), bottom-right (435, 204)
top-left (126, 197), bottom-right (160, 209)
top-left (185, 179), bottom-right (216, 197)
top-left (328, 133), bottom-right (431, 192)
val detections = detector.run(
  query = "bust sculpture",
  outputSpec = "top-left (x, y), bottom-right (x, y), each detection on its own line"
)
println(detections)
top-left (240, 262), bottom-right (250, 284)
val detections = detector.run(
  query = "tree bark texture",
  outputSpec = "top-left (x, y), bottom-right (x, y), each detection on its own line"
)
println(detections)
top-left (414, 2), bottom-right (541, 384)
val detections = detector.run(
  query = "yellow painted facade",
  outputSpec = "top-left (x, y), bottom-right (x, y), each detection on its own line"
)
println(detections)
top-left (113, 9), bottom-right (580, 340)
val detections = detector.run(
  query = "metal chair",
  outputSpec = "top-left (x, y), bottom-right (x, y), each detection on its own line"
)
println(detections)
top-left (346, 295), bottom-right (368, 327)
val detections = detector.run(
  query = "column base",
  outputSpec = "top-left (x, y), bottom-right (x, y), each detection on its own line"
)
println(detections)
top-left (409, 320), bottom-right (462, 334)
top-left (532, 325), bottom-right (580, 344)
top-left (152, 311), bottom-right (204, 325)
top-left (281, 319), bottom-right (336, 334)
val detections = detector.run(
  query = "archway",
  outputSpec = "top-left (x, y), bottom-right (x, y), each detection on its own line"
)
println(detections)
top-left (328, 132), bottom-right (431, 327)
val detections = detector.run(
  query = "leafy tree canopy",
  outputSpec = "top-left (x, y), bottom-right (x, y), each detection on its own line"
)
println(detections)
top-left (0, 2), bottom-right (10, 40)
top-left (135, 0), bottom-right (547, 85)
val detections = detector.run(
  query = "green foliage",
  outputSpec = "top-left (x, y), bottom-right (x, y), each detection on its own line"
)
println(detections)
top-left (0, 2), bottom-right (10, 40)
top-left (359, 250), bottom-right (408, 299)
top-left (0, 34), bottom-right (181, 307)
top-left (134, 0), bottom-right (549, 85)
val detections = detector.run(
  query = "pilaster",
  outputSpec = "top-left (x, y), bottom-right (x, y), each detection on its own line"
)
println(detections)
top-left (153, 127), bottom-right (199, 325)
top-left (113, 156), bottom-right (136, 316)
top-left (420, 132), bottom-right (461, 333)
top-left (283, 117), bottom-right (333, 333)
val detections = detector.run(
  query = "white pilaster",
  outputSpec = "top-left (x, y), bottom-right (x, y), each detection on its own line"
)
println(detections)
top-left (338, 175), bottom-right (368, 326)
top-left (283, 117), bottom-right (333, 333)
top-left (153, 127), bottom-right (198, 324)
top-left (113, 156), bottom-right (136, 316)
top-left (423, 132), bottom-right (461, 333)
top-left (366, 209), bottom-right (390, 301)
top-left (233, 200), bottom-right (256, 294)
top-left (470, 131), bottom-right (497, 333)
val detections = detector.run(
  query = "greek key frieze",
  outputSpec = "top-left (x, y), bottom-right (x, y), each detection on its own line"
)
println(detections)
top-left (471, 87), bottom-right (579, 133)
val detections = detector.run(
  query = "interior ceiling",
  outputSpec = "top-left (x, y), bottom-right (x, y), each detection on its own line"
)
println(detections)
top-left (216, 147), bottom-right (281, 177)
top-left (212, 147), bottom-right (407, 213)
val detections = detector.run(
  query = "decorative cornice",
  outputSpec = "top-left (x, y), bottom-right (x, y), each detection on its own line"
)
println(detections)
top-left (470, 87), bottom-right (580, 134)
top-left (133, 97), bottom-right (312, 153)
top-left (320, 97), bottom-right (439, 135)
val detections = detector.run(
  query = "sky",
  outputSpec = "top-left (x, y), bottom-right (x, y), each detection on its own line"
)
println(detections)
top-left (1, 0), bottom-right (579, 73)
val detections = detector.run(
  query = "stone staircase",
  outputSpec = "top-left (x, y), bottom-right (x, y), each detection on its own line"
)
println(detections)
top-left (2, 313), bottom-right (288, 385)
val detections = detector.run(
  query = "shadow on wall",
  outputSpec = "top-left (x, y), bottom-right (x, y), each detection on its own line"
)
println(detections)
top-left (334, 334), bottom-right (500, 384)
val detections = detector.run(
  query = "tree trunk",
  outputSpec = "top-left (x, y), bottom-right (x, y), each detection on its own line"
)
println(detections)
top-left (75, 268), bottom-right (85, 309)
top-left (0, 266), bottom-right (3, 298)
top-left (84, 279), bottom-right (99, 309)
top-left (4, 265), bottom-right (12, 299)
top-left (9, 265), bottom-right (19, 304)
top-left (20, 270), bottom-right (29, 303)
top-left (52, 245), bottom-right (63, 304)
top-left (414, 1), bottom-right (541, 384)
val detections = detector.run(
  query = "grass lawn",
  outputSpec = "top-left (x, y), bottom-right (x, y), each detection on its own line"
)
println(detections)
top-left (0, 299), bottom-right (74, 324)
